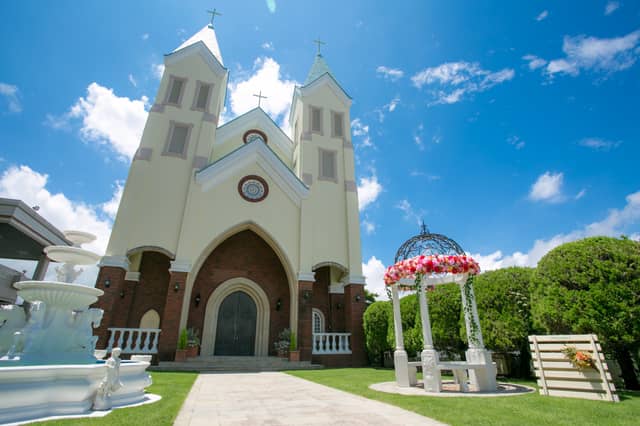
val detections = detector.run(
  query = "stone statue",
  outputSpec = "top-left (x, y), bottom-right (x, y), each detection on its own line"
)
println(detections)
top-left (93, 347), bottom-right (123, 410)
top-left (55, 263), bottom-right (83, 283)
top-left (71, 309), bottom-right (103, 355)
top-left (0, 304), bottom-right (27, 355)
top-left (7, 302), bottom-right (46, 358)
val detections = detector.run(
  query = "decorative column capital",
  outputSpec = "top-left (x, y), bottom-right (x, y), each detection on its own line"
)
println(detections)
top-left (297, 271), bottom-right (315, 282)
top-left (346, 275), bottom-right (366, 285)
top-left (98, 255), bottom-right (130, 271)
top-left (169, 260), bottom-right (192, 273)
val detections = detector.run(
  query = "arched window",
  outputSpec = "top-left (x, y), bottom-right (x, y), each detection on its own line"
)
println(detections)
top-left (139, 309), bottom-right (160, 329)
top-left (312, 308), bottom-right (325, 334)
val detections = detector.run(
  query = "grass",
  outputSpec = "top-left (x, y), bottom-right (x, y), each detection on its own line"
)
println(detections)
top-left (287, 368), bottom-right (640, 426)
top-left (33, 371), bottom-right (197, 426)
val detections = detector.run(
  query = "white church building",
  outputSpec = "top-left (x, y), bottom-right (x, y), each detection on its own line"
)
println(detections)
top-left (93, 23), bottom-right (367, 366)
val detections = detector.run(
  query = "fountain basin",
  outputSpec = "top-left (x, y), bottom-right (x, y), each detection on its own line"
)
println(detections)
top-left (0, 360), bottom-right (152, 424)
top-left (63, 230), bottom-right (97, 246)
top-left (44, 246), bottom-right (102, 265)
top-left (14, 281), bottom-right (103, 310)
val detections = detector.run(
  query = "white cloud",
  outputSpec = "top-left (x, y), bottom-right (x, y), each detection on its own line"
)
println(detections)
top-left (227, 57), bottom-right (297, 128)
top-left (376, 66), bottom-right (404, 81)
top-left (529, 171), bottom-right (564, 203)
top-left (48, 83), bottom-right (149, 161)
top-left (536, 10), bottom-right (549, 21)
top-left (414, 123), bottom-right (424, 150)
top-left (605, 1), bottom-right (620, 15)
top-left (362, 256), bottom-right (387, 300)
top-left (0, 165), bottom-right (116, 258)
top-left (522, 54), bottom-right (548, 70)
top-left (396, 199), bottom-right (424, 224)
top-left (508, 135), bottom-right (525, 149)
top-left (152, 63), bottom-right (165, 80)
top-left (0, 82), bottom-right (22, 113)
top-left (579, 137), bottom-right (621, 151)
top-left (351, 118), bottom-right (372, 148)
top-left (261, 41), bottom-right (274, 51)
top-left (386, 96), bottom-right (400, 112)
top-left (411, 62), bottom-right (514, 105)
top-left (357, 175), bottom-right (382, 211)
top-left (473, 189), bottom-right (640, 271)
top-left (141, 33), bottom-right (150, 41)
top-left (362, 219), bottom-right (376, 235)
top-left (575, 188), bottom-right (587, 200)
top-left (128, 74), bottom-right (137, 87)
top-left (101, 181), bottom-right (124, 219)
top-left (544, 29), bottom-right (640, 77)
top-left (266, 0), bottom-right (276, 13)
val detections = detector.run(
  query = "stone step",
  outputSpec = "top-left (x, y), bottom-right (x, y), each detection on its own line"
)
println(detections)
top-left (151, 356), bottom-right (324, 372)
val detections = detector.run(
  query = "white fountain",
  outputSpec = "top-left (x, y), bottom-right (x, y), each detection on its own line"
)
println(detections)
top-left (0, 231), bottom-right (153, 424)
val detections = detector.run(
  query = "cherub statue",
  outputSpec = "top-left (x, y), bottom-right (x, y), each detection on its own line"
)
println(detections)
top-left (93, 347), bottom-right (123, 410)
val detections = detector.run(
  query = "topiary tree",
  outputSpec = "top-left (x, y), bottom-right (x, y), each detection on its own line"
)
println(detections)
top-left (363, 301), bottom-right (392, 365)
top-left (473, 267), bottom-right (534, 377)
top-left (532, 236), bottom-right (640, 390)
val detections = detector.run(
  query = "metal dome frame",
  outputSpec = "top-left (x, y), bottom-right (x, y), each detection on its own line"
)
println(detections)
top-left (394, 222), bottom-right (465, 263)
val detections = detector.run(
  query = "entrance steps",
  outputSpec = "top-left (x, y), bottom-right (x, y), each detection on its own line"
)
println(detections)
top-left (151, 356), bottom-right (324, 372)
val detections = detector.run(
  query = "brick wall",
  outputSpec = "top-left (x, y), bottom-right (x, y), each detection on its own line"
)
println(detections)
top-left (344, 283), bottom-right (367, 366)
top-left (126, 252), bottom-right (171, 328)
top-left (297, 280), bottom-right (313, 361)
top-left (158, 270), bottom-right (187, 360)
top-left (188, 230), bottom-right (290, 357)
top-left (93, 266), bottom-right (127, 348)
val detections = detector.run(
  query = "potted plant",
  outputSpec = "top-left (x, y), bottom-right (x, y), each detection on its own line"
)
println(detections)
top-left (186, 328), bottom-right (200, 358)
top-left (288, 333), bottom-right (300, 362)
top-left (273, 328), bottom-right (290, 358)
top-left (175, 328), bottom-right (188, 362)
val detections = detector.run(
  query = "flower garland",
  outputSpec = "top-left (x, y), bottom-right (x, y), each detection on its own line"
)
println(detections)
top-left (384, 254), bottom-right (481, 287)
top-left (384, 254), bottom-right (482, 346)
top-left (561, 346), bottom-right (598, 371)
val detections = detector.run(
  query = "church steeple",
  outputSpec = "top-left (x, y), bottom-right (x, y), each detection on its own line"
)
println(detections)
top-left (173, 24), bottom-right (224, 65)
top-left (304, 53), bottom-right (333, 85)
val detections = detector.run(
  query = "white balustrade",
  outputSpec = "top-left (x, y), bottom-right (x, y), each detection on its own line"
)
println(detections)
top-left (105, 328), bottom-right (161, 354)
top-left (312, 333), bottom-right (351, 354)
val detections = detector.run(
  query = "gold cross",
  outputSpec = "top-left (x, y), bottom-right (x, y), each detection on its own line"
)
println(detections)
top-left (253, 90), bottom-right (268, 107)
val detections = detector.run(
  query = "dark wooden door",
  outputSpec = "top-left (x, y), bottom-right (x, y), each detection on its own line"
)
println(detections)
top-left (214, 291), bottom-right (257, 356)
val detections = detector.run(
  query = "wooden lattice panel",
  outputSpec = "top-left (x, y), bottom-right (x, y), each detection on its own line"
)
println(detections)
top-left (529, 334), bottom-right (618, 402)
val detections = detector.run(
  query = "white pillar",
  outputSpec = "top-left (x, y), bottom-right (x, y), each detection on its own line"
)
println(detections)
top-left (459, 275), bottom-right (484, 349)
top-left (418, 280), bottom-right (441, 392)
top-left (391, 285), bottom-right (411, 387)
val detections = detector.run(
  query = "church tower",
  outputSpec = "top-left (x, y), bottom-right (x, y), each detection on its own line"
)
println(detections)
top-left (94, 25), bottom-right (366, 367)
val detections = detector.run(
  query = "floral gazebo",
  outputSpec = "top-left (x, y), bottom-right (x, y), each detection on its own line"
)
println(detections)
top-left (385, 225), bottom-right (496, 393)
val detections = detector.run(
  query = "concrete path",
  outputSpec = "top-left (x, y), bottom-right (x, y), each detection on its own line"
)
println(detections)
top-left (174, 372), bottom-right (445, 426)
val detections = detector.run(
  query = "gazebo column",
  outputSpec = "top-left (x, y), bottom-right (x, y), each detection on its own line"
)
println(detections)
top-left (418, 280), bottom-right (441, 392)
top-left (391, 285), bottom-right (411, 387)
top-left (460, 275), bottom-right (497, 391)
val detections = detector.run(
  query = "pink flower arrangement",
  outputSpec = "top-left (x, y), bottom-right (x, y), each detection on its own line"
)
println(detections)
top-left (384, 254), bottom-right (481, 287)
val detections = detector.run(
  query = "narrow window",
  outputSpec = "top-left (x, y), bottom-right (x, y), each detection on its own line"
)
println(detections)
top-left (166, 76), bottom-right (186, 106)
top-left (164, 122), bottom-right (192, 157)
top-left (319, 149), bottom-right (337, 181)
top-left (312, 309), bottom-right (325, 333)
top-left (332, 111), bottom-right (344, 137)
top-left (311, 106), bottom-right (322, 133)
top-left (194, 82), bottom-right (212, 111)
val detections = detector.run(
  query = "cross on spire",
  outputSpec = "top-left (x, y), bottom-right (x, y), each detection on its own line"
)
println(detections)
top-left (253, 90), bottom-right (268, 108)
top-left (207, 8), bottom-right (222, 28)
top-left (313, 38), bottom-right (326, 55)
top-left (420, 220), bottom-right (429, 235)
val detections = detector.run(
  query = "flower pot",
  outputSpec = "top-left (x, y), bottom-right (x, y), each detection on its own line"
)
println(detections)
top-left (187, 345), bottom-right (199, 358)
top-left (277, 349), bottom-right (288, 358)
top-left (288, 350), bottom-right (300, 362)
top-left (175, 349), bottom-right (188, 362)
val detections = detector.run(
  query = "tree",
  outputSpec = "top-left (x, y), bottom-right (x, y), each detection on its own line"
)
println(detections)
top-left (427, 284), bottom-right (465, 358)
top-left (473, 267), bottom-right (535, 377)
top-left (532, 236), bottom-right (640, 389)
top-left (363, 301), bottom-right (392, 365)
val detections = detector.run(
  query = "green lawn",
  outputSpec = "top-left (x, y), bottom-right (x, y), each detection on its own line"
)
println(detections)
top-left (34, 371), bottom-right (198, 426)
top-left (287, 368), bottom-right (640, 426)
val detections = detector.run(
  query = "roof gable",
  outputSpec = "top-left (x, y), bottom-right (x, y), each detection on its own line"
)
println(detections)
top-left (195, 140), bottom-right (309, 207)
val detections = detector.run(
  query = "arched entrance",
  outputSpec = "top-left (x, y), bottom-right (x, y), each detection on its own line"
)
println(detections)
top-left (214, 291), bottom-right (257, 356)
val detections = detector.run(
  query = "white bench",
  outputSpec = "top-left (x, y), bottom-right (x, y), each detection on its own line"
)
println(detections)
top-left (407, 360), bottom-right (489, 392)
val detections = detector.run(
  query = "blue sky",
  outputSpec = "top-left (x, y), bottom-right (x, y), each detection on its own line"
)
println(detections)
top-left (1, 1), bottom-right (639, 296)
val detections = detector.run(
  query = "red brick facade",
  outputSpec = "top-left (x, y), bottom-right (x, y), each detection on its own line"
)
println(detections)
top-left (94, 231), bottom-right (367, 366)
top-left (187, 230), bottom-right (290, 357)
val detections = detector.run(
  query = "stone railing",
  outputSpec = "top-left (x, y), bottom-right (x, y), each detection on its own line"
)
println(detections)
top-left (106, 328), bottom-right (161, 354)
top-left (312, 332), bottom-right (351, 355)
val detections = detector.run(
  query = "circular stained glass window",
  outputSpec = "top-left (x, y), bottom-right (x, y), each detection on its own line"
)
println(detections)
top-left (238, 175), bottom-right (269, 202)
top-left (243, 129), bottom-right (268, 144)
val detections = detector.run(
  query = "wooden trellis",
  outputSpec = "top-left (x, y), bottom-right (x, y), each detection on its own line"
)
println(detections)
top-left (529, 334), bottom-right (618, 402)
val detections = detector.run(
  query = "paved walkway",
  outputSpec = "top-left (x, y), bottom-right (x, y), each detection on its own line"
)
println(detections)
top-left (174, 372), bottom-right (445, 426)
